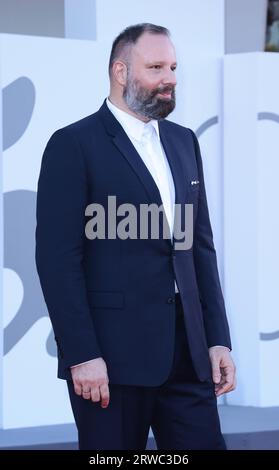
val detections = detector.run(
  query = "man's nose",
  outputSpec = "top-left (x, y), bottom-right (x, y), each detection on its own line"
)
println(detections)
top-left (162, 69), bottom-right (177, 87)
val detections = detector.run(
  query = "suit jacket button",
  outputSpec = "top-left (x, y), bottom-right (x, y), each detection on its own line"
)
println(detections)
top-left (167, 297), bottom-right (175, 304)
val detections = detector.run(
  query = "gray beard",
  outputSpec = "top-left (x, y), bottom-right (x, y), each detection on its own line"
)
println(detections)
top-left (123, 77), bottom-right (176, 120)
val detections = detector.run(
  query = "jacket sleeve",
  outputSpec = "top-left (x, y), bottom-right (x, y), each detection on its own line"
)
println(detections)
top-left (189, 129), bottom-right (232, 349)
top-left (35, 128), bottom-right (102, 370)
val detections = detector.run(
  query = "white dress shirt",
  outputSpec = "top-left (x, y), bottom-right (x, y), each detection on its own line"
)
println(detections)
top-left (106, 98), bottom-right (175, 234)
top-left (106, 98), bottom-right (178, 294)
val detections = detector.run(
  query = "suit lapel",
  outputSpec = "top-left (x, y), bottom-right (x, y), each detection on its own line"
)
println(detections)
top-left (98, 101), bottom-right (187, 245)
top-left (113, 132), bottom-right (163, 210)
top-left (158, 120), bottom-right (186, 208)
top-left (99, 101), bottom-right (165, 211)
top-left (159, 121), bottom-right (188, 248)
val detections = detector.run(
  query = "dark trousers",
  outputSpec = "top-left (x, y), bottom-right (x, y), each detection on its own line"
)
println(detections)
top-left (67, 294), bottom-right (226, 450)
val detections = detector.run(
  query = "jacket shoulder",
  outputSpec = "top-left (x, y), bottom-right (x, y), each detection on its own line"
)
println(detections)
top-left (47, 109), bottom-right (102, 146)
top-left (160, 118), bottom-right (195, 139)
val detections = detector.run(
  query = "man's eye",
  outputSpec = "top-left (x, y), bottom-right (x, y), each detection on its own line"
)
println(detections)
top-left (151, 65), bottom-right (161, 70)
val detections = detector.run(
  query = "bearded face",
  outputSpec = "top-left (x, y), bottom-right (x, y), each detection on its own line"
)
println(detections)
top-left (123, 70), bottom-right (176, 120)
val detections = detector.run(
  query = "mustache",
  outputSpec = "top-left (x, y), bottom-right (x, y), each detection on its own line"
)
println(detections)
top-left (151, 85), bottom-right (175, 98)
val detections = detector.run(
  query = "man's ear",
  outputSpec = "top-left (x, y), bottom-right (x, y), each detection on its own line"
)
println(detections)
top-left (112, 60), bottom-right (127, 86)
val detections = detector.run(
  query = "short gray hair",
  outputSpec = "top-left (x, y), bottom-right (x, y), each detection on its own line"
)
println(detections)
top-left (109, 23), bottom-right (170, 76)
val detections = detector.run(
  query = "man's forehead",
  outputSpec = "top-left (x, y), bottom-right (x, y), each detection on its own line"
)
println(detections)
top-left (132, 33), bottom-right (176, 60)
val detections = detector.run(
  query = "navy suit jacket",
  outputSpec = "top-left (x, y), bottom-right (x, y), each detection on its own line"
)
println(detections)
top-left (35, 101), bottom-right (231, 385)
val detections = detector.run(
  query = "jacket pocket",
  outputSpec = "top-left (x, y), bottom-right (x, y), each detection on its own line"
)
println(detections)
top-left (189, 179), bottom-right (200, 192)
top-left (87, 291), bottom-right (124, 309)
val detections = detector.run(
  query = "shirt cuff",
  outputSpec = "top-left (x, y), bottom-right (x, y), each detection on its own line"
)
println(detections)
top-left (70, 358), bottom-right (96, 368)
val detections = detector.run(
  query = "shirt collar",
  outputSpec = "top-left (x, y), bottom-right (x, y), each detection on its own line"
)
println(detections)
top-left (106, 97), bottom-right (160, 142)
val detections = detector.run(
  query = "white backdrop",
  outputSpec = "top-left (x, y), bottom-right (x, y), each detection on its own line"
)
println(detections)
top-left (224, 52), bottom-right (279, 406)
top-left (1, 0), bottom-right (226, 430)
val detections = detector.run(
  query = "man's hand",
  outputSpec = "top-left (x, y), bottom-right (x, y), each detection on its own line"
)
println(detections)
top-left (70, 357), bottom-right (110, 408)
top-left (208, 346), bottom-right (236, 397)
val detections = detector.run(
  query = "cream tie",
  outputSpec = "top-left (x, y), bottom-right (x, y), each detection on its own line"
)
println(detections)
top-left (141, 122), bottom-right (173, 235)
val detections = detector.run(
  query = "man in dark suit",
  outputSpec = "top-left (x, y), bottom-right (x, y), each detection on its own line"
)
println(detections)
top-left (36, 23), bottom-right (236, 450)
